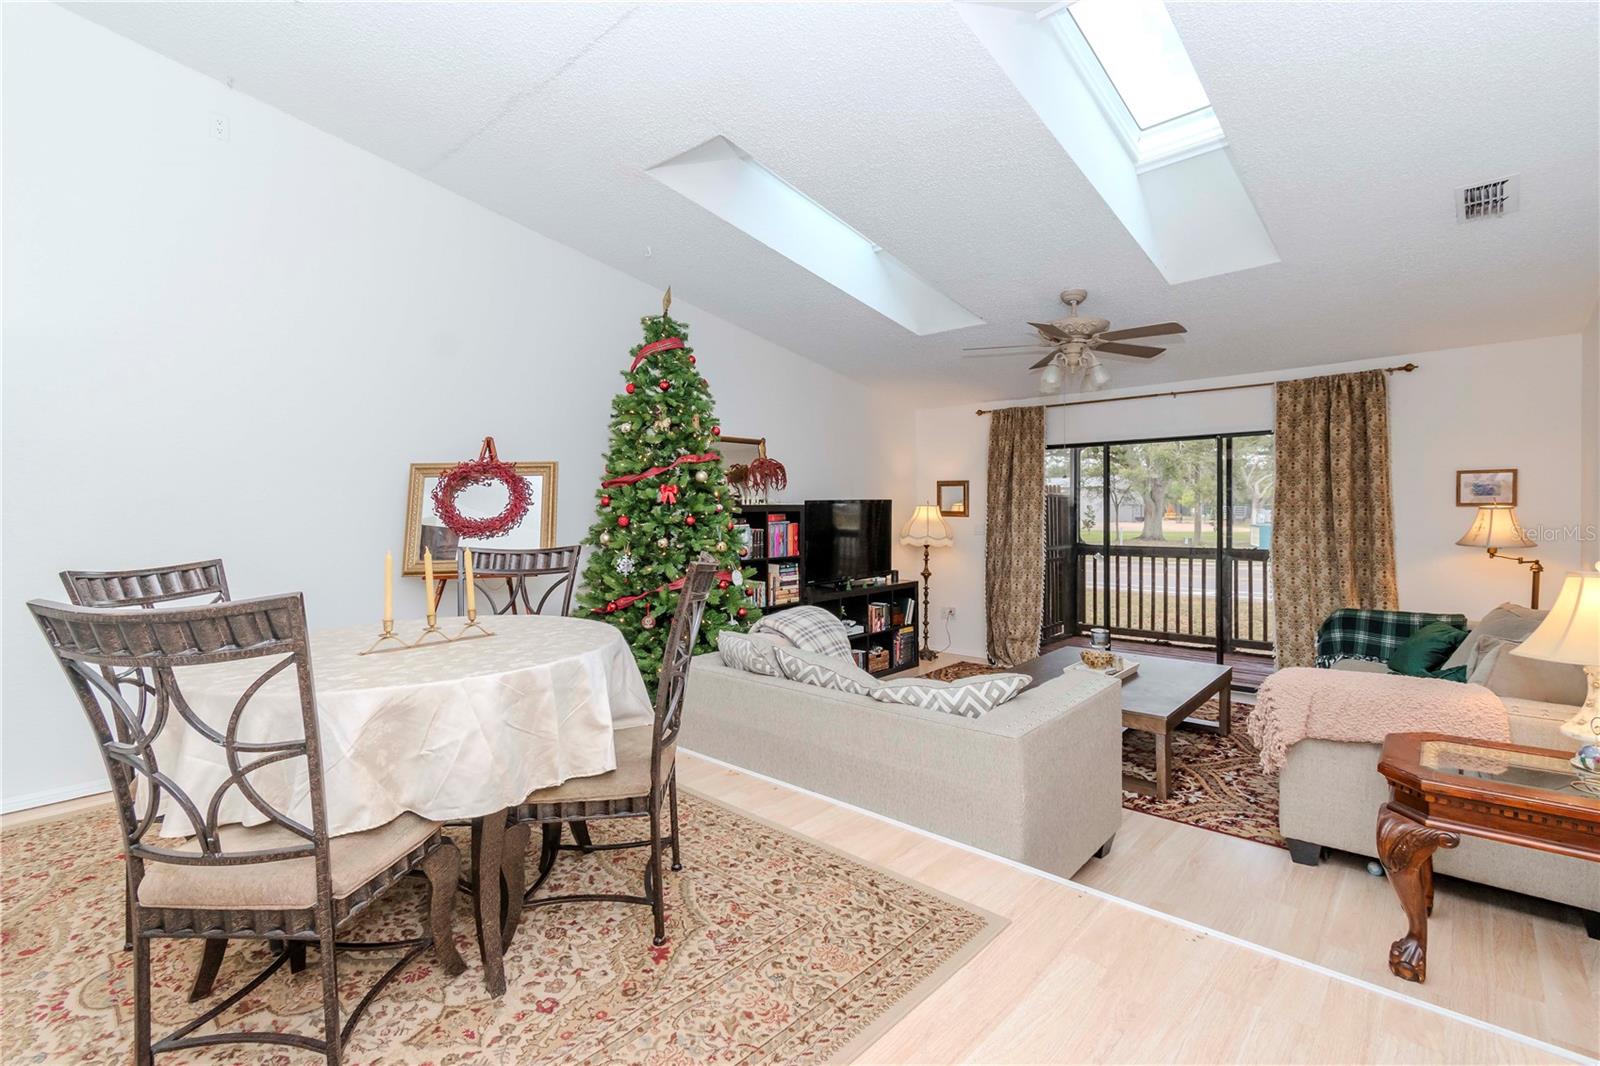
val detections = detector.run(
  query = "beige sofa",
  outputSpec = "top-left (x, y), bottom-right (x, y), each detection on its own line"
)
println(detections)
top-left (680, 653), bottom-right (1124, 880)
top-left (1279, 661), bottom-right (1599, 926)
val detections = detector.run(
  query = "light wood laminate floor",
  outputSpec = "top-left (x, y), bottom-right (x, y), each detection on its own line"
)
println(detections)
top-left (677, 753), bottom-right (1585, 1065)
top-left (1074, 807), bottom-right (1600, 1060)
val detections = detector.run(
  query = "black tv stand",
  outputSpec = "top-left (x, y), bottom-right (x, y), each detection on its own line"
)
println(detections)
top-left (803, 579), bottom-right (920, 677)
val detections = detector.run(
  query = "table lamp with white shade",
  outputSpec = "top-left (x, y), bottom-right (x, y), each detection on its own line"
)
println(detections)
top-left (1512, 562), bottom-right (1600, 745)
top-left (901, 504), bottom-right (953, 662)
top-left (1456, 504), bottom-right (1544, 608)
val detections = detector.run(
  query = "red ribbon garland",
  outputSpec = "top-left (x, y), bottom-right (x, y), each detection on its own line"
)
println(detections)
top-left (628, 336), bottom-right (685, 372)
top-left (594, 569), bottom-right (734, 615)
top-left (600, 452), bottom-right (720, 489)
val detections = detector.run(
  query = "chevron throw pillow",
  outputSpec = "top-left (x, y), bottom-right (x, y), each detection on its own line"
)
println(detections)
top-left (871, 673), bottom-right (1030, 719)
top-left (751, 606), bottom-right (851, 660)
top-left (717, 630), bottom-right (786, 677)
top-left (773, 644), bottom-right (881, 696)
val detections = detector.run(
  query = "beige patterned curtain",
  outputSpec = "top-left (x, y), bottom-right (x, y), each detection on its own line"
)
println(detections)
top-left (985, 406), bottom-right (1046, 667)
top-left (1272, 370), bottom-right (1399, 667)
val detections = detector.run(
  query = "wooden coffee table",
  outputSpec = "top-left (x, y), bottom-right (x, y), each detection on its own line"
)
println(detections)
top-left (1016, 649), bottom-right (1231, 801)
top-left (1376, 732), bottom-right (1600, 983)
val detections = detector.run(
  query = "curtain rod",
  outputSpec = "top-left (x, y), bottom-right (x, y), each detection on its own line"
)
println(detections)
top-left (974, 362), bottom-right (1419, 415)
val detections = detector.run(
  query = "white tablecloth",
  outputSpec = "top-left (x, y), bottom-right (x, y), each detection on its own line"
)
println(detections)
top-left (150, 615), bottom-right (653, 837)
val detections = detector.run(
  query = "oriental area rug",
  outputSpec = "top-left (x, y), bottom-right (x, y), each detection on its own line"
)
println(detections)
top-left (1, 792), bottom-right (1002, 1065)
top-left (928, 661), bottom-right (1284, 849)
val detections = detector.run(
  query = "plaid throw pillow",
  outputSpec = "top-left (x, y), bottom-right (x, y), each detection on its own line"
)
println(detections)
top-left (772, 645), bottom-right (880, 696)
top-left (1314, 609), bottom-right (1470, 668)
top-left (717, 631), bottom-right (784, 677)
top-left (871, 674), bottom-right (1030, 719)
top-left (750, 606), bottom-right (851, 660)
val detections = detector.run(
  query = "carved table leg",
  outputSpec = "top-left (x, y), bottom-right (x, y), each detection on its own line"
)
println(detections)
top-left (1376, 805), bottom-right (1458, 983)
top-left (470, 814), bottom-right (508, 997)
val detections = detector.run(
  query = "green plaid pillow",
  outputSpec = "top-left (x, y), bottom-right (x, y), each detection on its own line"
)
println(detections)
top-left (1315, 609), bottom-right (1470, 668)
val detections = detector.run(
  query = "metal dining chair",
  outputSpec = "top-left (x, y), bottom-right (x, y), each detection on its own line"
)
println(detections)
top-left (454, 545), bottom-right (582, 617)
top-left (61, 560), bottom-right (233, 955)
top-left (29, 593), bottom-right (464, 1065)
top-left (499, 559), bottom-right (717, 948)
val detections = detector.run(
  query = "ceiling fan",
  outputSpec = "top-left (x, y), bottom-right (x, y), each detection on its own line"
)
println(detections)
top-left (963, 288), bottom-right (1186, 393)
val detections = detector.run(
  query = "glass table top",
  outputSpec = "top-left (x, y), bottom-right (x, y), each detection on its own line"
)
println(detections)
top-left (1420, 740), bottom-right (1600, 799)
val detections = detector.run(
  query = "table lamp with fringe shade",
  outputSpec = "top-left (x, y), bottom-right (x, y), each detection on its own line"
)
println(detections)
top-left (1513, 562), bottom-right (1600, 745)
top-left (901, 504), bottom-right (953, 662)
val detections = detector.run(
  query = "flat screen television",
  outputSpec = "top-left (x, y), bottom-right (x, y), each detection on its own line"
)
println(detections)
top-left (804, 500), bottom-right (892, 585)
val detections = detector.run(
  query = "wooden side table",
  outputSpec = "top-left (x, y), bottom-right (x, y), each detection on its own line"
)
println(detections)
top-left (1375, 732), bottom-right (1600, 983)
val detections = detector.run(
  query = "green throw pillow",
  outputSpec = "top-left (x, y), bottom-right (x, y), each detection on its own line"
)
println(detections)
top-left (1426, 665), bottom-right (1468, 684)
top-left (1387, 622), bottom-right (1469, 677)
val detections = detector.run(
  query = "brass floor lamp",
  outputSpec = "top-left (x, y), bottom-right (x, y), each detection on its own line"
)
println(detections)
top-left (1457, 504), bottom-right (1543, 608)
top-left (900, 504), bottom-right (953, 661)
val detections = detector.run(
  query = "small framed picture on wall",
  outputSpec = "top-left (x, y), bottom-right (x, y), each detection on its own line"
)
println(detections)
top-left (1455, 468), bottom-right (1517, 507)
top-left (937, 480), bottom-right (970, 517)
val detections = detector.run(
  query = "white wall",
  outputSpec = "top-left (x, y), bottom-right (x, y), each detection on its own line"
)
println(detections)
top-left (1, 4), bottom-right (908, 811)
top-left (914, 335), bottom-right (1590, 656)
top-left (1582, 303), bottom-right (1599, 567)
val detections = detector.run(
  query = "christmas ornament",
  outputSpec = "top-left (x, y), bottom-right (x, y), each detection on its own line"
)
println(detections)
top-left (716, 541), bottom-right (727, 552)
top-left (730, 569), bottom-right (743, 586)
top-left (726, 519), bottom-right (735, 531)
top-left (657, 483), bottom-right (680, 505)
top-left (617, 515), bottom-right (630, 527)
top-left (619, 421), bottom-right (633, 434)
top-left (657, 536), bottom-right (670, 549)
top-left (745, 586), bottom-right (755, 597)
top-left (599, 531), bottom-right (611, 545)
top-left (737, 607), bottom-right (748, 618)
top-left (712, 426), bottom-right (721, 437)
top-left (658, 379), bottom-right (671, 392)
top-left (715, 503), bottom-right (724, 512)
top-left (700, 377), bottom-right (710, 388)
top-left (688, 354), bottom-right (696, 366)
top-left (614, 552), bottom-right (636, 576)
top-left (641, 609), bottom-right (657, 630)
top-left (600, 495), bottom-right (611, 507)
top-left (625, 382), bottom-right (636, 394)
top-left (685, 514), bottom-right (696, 525)
top-left (695, 470), bottom-right (708, 483)
top-left (719, 578), bottom-right (730, 589)
top-left (429, 436), bottom-right (530, 539)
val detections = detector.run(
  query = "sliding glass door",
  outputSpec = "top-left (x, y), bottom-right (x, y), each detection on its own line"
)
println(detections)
top-left (1045, 432), bottom-right (1275, 659)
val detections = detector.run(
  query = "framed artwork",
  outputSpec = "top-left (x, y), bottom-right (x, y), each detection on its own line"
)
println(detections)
top-left (1455, 468), bottom-right (1517, 507)
top-left (937, 480), bottom-right (970, 517)
top-left (403, 461), bottom-right (558, 576)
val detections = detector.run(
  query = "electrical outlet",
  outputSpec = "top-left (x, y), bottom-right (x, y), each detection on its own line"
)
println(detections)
top-left (209, 112), bottom-right (230, 142)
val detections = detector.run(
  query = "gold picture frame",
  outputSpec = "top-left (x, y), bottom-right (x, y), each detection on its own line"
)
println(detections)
top-left (937, 480), bottom-right (970, 517)
top-left (403, 461), bottom-right (558, 576)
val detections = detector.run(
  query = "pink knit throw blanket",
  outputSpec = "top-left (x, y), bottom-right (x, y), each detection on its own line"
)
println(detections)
top-left (1248, 667), bottom-right (1510, 773)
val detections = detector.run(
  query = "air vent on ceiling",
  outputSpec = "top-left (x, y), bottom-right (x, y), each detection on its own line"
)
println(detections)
top-left (1456, 175), bottom-right (1520, 222)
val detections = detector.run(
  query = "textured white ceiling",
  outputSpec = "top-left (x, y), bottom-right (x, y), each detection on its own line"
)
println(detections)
top-left (66, 1), bottom-right (1600, 405)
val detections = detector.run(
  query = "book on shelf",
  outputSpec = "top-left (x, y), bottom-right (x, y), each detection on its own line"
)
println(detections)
top-left (866, 601), bottom-right (890, 634)
top-left (892, 626), bottom-right (915, 668)
top-left (733, 523), bottom-right (755, 559)
top-left (850, 649), bottom-right (869, 669)
top-left (762, 513), bottom-right (801, 559)
top-left (766, 561), bottom-right (801, 606)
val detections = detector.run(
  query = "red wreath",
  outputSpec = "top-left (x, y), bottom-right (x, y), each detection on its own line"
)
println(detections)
top-left (430, 437), bottom-right (530, 539)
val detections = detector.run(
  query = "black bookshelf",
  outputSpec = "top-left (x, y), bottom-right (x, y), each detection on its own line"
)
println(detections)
top-left (804, 579), bottom-right (921, 676)
top-left (732, 504), bottom-right (804, 611)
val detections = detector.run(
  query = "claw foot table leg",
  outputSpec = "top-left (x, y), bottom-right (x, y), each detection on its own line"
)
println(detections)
top-left (1376, 804), bottom-right (1459, 983)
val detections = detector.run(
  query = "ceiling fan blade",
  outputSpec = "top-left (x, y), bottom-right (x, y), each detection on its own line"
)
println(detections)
top-left (1097, 322), bottom-right (1187, 342)
top-left (1096, 342), bottom-right (1165, 358)
top-left (961, 343), bottom-right (1053, 352)
top-left (1027, 321), bottom-right (1070, 342)
top-left (1029, 352), bottom-right (1060, 370)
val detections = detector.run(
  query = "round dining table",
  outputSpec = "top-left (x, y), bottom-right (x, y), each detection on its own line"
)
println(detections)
top-left (152, 613), bottom-right (653, 995)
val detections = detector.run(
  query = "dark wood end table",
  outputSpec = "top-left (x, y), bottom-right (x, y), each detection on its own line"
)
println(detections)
top-left (1375, 732), bottom-right (1600, 983)
top-left (1015, 649), bottom-right (1231, 801)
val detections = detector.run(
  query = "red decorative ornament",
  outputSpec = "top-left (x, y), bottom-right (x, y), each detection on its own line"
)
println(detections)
top-left (688, 354), bottom-right (697, 365)
top-left (685, 515), bottom-right (696, 526)
top-left (719, 578), bottom-right (730, 589)
top-left (726, 519), bottom-right (735, 531)
top-left (429, 437), bottom-right (530, 540)
top-left (600, 495), bottom-right (611, 507)
top-left (737, 607), bottom-right (748, 618)
top-left (745, 586), bottom-right (755, 597)
top-left (711, 426), bottom-right (721, 437)
top-left (658, 379), bottom-right (671, 392)
top-left (617, 515), bottom-right (630, 527)
top-left (700, 378), bottom-right (710, 388)
top-left (656, 483), bottom-right (680, 505)
top-left (625, 382), bottom-right (636, 394)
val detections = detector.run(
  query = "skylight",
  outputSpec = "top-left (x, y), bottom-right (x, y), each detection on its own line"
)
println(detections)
top-left (1067, 0), bottom-right (1209, 130)
top-left (647, 136), bottom-right (982, 336)
top-left (1045, 0), bottom-right (1223, 169)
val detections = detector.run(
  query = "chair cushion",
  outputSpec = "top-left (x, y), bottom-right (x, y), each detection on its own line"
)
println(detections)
top-left (750, 606), bottom-right (851, 660)
top-left (871, 673), bottom-right (1031, 719)
top-left (717, 630), bottom-right (785, 677)
top-left (772, 644), bottom-right (880, 696)
top-left (523, 725), bottom-right (658, 805)
top-left (137, 813), bottom-right (436, 911)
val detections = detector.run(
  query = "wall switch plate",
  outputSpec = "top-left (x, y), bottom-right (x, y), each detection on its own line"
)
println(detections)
top-left (210, 113), bottom-right (230, 142)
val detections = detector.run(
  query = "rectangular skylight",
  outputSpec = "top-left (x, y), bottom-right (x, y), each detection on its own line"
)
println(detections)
top-left (647, 136), bottom-right (983, 336)
top-left (1066, 0), bottom-right (1209, 130)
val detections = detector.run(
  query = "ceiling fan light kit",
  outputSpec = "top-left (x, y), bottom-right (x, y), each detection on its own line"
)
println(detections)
top-left (963, 288), bottom-right (1187, 393)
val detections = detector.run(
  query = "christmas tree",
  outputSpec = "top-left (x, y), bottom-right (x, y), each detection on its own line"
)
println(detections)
top-left (578, 290), bottom-right (758, 691)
